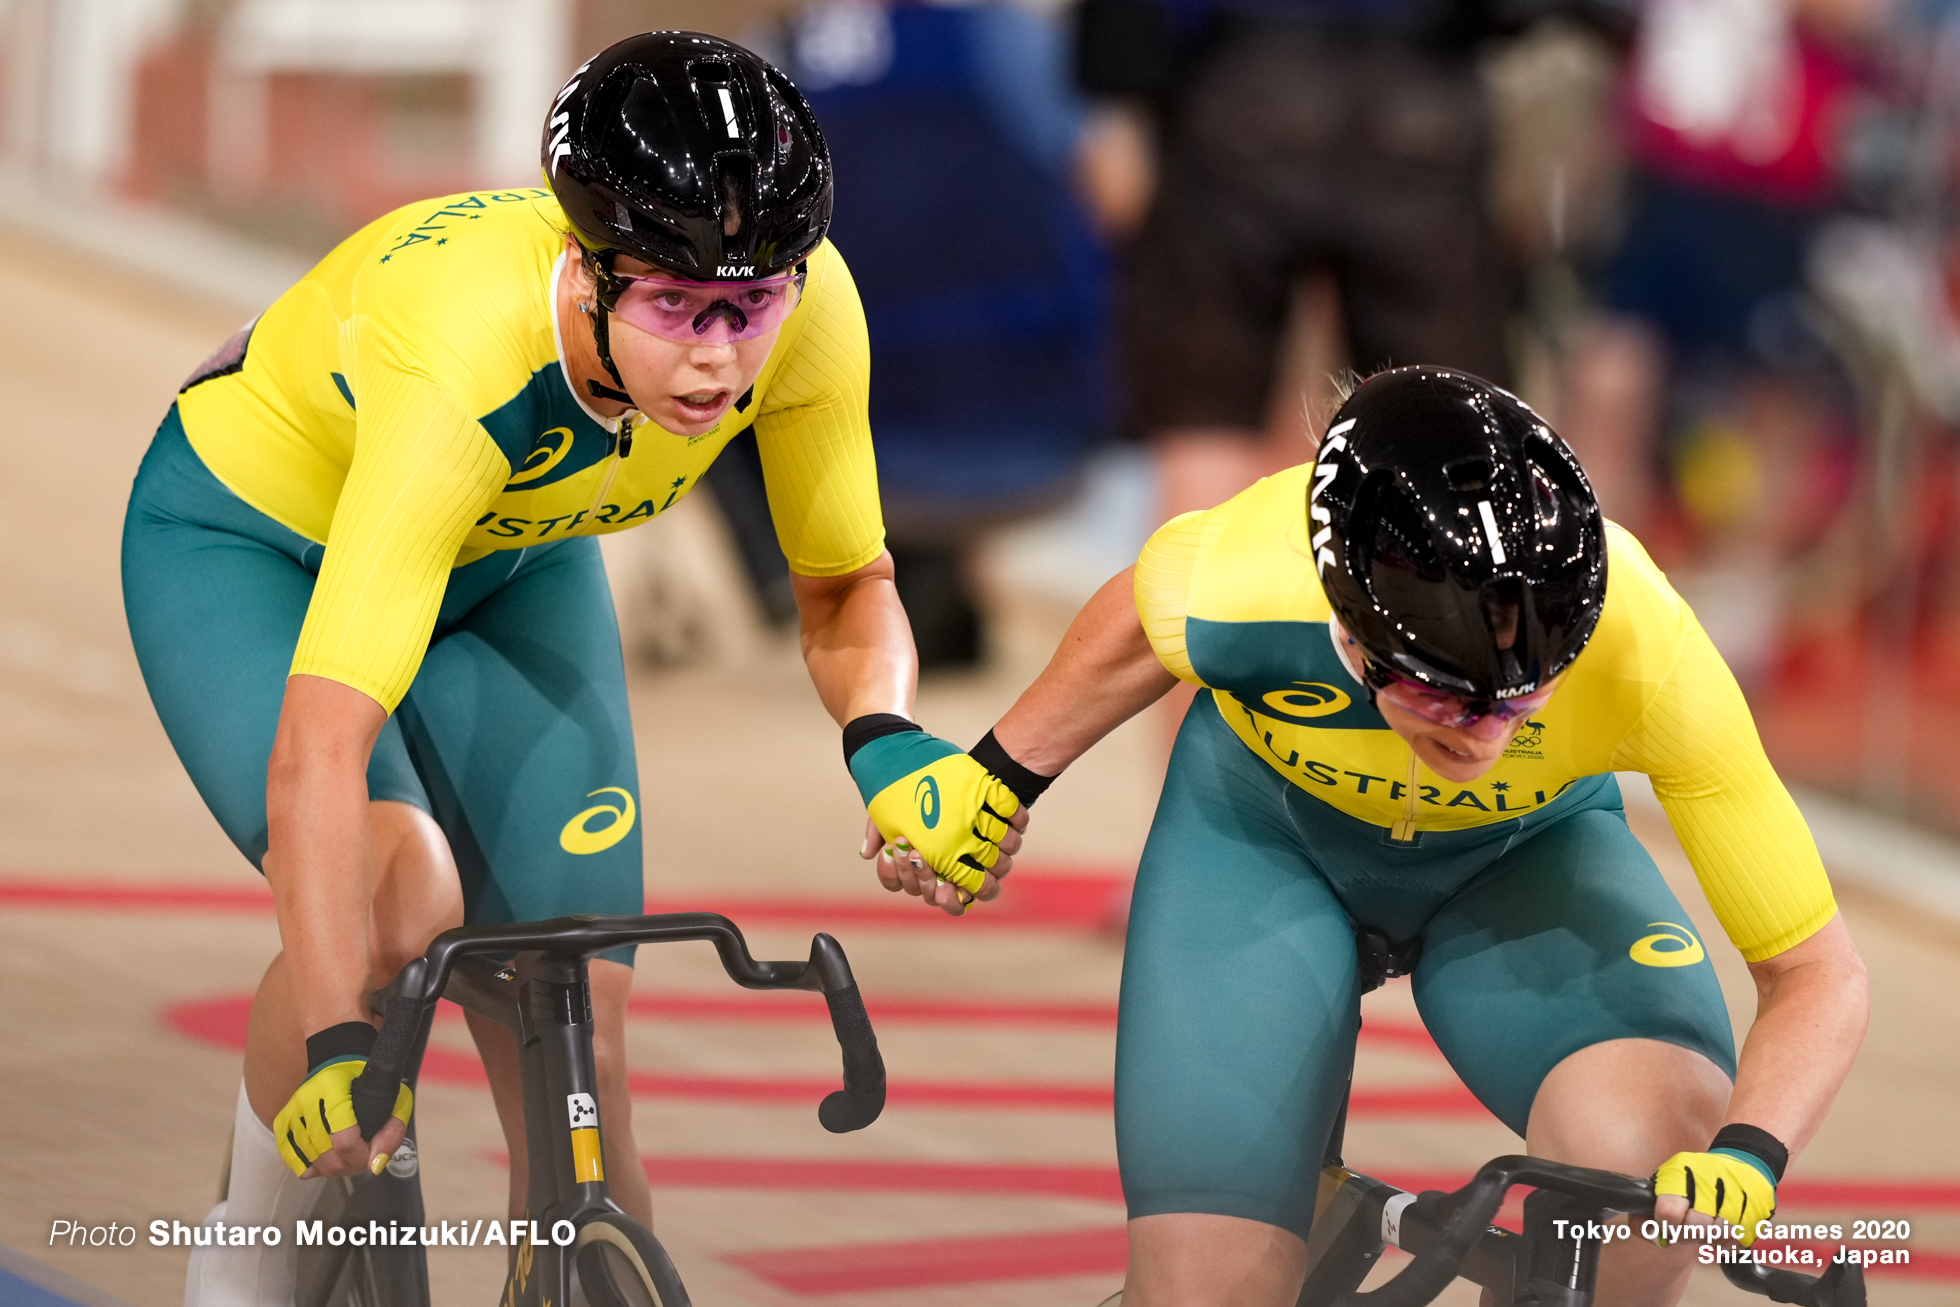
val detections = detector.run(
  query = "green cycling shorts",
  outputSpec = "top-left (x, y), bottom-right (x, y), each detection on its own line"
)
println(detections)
top-left (122, 408), bottom-right (643, 964)
top-left (1115, 692), bottom-right (1736, 1235)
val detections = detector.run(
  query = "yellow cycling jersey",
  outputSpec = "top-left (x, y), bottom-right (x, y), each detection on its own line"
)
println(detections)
top-left (1134, 465), bottom-right (1835, 961)
top-left (176, 189), bottom-right (884, 712)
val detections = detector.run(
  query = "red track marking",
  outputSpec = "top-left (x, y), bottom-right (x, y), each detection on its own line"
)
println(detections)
top-left (0, 869), bottom-right (1127, 929)
top-left (0, 880), bottom-right (275, 912)
top-left (638, 1157), bottom-right (1475, 1202)
top-left (725, 1226), bottom-right (1130, 1294)
top-left (1894, 1252), bottom-right (1960, 1278)
top-left (161, 994), bottom-right (1485, 1116)
top-left (1749, 1243), bottom-right (1959, 1281)
top-left (641, 1155), bottom-right (1123, 1200)
top-left (1778, 1180), bottom-right (1960, 1209)
top-left (618, 995), bottom-right (1452, 1062)
top-left (624, 992), bottom-right (1119, 1027)
top-left (414, 1044), bottom-right (1117, 1111)
top-left (165, 994), bottom-right (253, 1046)
top-left (542, 1149), bottom-right (1960, 1284)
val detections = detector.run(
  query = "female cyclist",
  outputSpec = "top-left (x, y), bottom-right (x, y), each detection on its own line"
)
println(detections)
top-left (891, 367), bottom-right (1868, 1306)
top-left (125, 31), bottom-right (1023, 1306)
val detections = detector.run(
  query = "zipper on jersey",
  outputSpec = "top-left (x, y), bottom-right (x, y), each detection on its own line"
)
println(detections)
top-left (1390, 748), bottom-right (1421, 844)
top-left (585, 414), bottom-right (635, 523)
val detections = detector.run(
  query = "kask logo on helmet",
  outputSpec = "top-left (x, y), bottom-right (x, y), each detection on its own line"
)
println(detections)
top-left (544, 57), bottom-right (593, 178)
top-left (1309, 418), bottom-right (1355, 576)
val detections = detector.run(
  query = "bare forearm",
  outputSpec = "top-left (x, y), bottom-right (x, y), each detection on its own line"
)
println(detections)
top-left (1727, 915), bottom-right (1868, 1156)
top-left (263, 675), bottom-right (387, 1034)
top-left (796, 560), bottom-right (916, 726)
top-left (993, 567), bottom-right (1177, 776)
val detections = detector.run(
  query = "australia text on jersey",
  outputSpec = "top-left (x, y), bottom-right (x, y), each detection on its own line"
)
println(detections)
top-left (1230, 697), bottom-right (1581, 812)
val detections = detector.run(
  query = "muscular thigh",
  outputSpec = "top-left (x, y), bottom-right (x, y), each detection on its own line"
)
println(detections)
top-left (1117, 698), bottom-right (1361, 1237)
top-left (122, 417), bottom-right (427, 866)
top-left (1411, 807), bottom-right (1737, 1135)
top-left (395, 536), bottom-right (643, 964)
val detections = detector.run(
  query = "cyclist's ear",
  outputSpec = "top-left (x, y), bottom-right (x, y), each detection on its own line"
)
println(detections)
top-left (563, 237), bottom-right (598, 294)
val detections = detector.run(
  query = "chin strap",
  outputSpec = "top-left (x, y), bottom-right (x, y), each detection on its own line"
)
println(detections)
top-left (581, 246), bottom-right (638, 405)
top-left (584, 298), bottom-right (636, 405)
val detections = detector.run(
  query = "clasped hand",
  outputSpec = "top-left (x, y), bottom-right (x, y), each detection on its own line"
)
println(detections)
top-left (848, 729), bottom-right (1030, 916)
top-left (861, 806), bottom-right (1029, 915)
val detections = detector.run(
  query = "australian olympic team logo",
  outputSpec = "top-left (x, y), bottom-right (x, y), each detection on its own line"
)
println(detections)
top-left (914, 776), bottom-right (941, 829)
top-left (1510, 719), bottom-right (1546, 750)
top-left (559, 787), bottom-right (636, 855)
top-left (1309, 417), bottom-right (1357, 576)
top-left (1258, 682), bottom-right (1353, 724)
top-left (1630, 921), bottom-right (1705, 968)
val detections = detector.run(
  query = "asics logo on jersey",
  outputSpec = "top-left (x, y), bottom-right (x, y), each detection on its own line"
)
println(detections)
top-left (505, 427), bottom-right (574, 488)
top-left (559, 787), bottom-right (636, 855)
top-left (1309, 418), bottom-right (1355, 575)
top-left (1259, 682), bottom-right (1352, 722)
top-left (1630, 922), bottom-right (1705, 968)
top-left (914, 776), bottom-right (941, 829)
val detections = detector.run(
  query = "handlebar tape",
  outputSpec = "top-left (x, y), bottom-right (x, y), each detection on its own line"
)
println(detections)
top-left (350, 972), bottom-right (424, 1140)
top-left (817, 982), bottom-right (886, 1133)
top-left (1334, 1180), bottom-right (1506, 1307)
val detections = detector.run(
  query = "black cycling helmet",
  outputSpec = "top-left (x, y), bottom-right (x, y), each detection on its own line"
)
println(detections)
top-left (545, 31), bottom-right (831, 279)
top-left (1309, 367), bottom-right (1607, 701)
top-left (543, 32), bottom-right (832, 402)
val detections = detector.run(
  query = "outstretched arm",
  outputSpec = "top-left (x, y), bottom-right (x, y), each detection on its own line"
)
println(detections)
top-left (790, 550), bottom-right (916, 726)
top-left (992, 565), bottom-right (1181, 776)
top-left (1648, 913), bottom-right (1866, 1234)
top-left (1728, 913), bottom-right (1868, 1156)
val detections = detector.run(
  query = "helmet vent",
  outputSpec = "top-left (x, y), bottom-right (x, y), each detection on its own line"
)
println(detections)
top-left (1529, 464), bottom-right (1561, 528)
top-left (1444, 456), bottom-right (1491, 494)
top-left (721, 167), bottom-right (746, 237)
top-left (1482, 579), bottom-right (1523, 651)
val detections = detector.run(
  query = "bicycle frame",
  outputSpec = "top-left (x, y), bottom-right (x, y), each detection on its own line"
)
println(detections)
top-left (298, 912), bottom-right (884, 1307)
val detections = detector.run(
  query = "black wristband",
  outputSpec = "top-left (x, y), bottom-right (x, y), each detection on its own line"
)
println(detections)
top-left (1710, 1123), bottom-right (1789, 1183)
top-left (305, 1022), bottom-right (378, 1073)
top-left (968, 730), bottom-right (1057, 807)
top-left (842, 713), bottom-right (921, 765)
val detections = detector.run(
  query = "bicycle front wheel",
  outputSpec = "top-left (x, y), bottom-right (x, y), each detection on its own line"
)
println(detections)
top-left (568, 1214), bottom-right (689, 1307)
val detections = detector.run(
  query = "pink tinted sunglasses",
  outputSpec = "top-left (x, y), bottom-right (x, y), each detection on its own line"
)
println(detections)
top-left (601, 270), bottom-right (803, 344)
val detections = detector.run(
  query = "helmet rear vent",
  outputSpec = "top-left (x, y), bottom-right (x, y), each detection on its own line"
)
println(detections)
top-left (1445, 456), bottom-right (1492, 494)
top-left (721, 167), bottom-right (746, 236)
top-left (1482, 579), bottom-right (1523, 651)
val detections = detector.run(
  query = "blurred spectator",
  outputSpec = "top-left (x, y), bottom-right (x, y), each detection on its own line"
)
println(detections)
top-left (1073, 0), bottom-right (1564, 528)
top-left (1559, 0), bottom-right (1889, 686)
top-left (710, 0), bottom-right (1111, 668)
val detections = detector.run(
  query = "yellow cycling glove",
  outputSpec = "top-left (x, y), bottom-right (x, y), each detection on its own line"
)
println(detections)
top-left (1652, 1124), bottom-right (1787, 1246)
top-left (274, 1024), bottom-right (415, 1177)
top-left (846, 716), bottom-right (1023, 896)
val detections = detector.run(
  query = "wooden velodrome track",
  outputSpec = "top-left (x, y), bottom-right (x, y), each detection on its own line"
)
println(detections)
top-left (0, 224), bottom-right (1955, 1307)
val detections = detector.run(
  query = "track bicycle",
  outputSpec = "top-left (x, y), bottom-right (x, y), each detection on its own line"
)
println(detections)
top-left (1098, 931), bottom-right (1867, 1307)
top-left (289, 912), bottom-right (885, 1307)
top-left (1095, 1110), bottom-right (1868, 1307)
